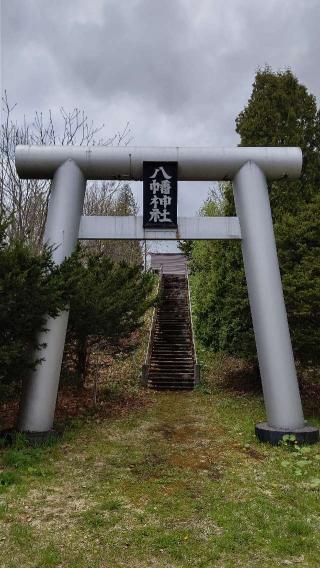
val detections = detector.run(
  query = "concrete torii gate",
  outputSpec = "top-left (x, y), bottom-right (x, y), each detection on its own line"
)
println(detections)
top-left (15, 145), bottom-right (319, 444)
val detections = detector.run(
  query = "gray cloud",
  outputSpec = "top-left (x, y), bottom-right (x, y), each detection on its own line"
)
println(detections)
top-left (2, 0), bottom-right (320, 225)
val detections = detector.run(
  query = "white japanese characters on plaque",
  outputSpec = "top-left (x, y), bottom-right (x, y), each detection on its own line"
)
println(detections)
top-left (143, 162), bottom-right (178, 228)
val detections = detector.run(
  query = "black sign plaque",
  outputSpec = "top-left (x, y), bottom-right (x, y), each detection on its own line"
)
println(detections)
top-left (143, 161), bottom-right (178, 229)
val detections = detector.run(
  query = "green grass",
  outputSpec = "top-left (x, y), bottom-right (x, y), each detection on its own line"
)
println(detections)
top-left (0, 351), bottom-right (319, 567)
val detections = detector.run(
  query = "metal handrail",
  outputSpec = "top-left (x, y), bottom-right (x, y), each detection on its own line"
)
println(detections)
top-left (143, 265), bottom-right (163, 378)
top-left (186, 269), bottom-right (198, 365)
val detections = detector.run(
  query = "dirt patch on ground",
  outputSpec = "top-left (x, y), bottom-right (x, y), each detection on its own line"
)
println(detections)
top-left (144, 402), bottom-right (228, 482)
top-left (149, 422), bottom-right (201, 443)
top-left (168, 452), bottom-right (224, 480)
top-left (243, 446), bottom-right (266, 461)
top-left (129, 451), bottom-right (169, 480)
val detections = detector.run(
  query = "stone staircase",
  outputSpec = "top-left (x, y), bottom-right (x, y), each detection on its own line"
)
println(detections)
top-left (144, 274), bottom-right (198, 390)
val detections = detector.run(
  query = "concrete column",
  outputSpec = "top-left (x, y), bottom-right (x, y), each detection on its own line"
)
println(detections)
top-left (18, 160), bottom-right (86, 433)
top-left (232, 161), bottom-right (305, 431)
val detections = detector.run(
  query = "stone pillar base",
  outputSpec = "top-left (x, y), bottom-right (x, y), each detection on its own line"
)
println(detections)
top-left (1, 428), bottom-right (63, 447)
top-left (255, 422), bottom-right (319, 445)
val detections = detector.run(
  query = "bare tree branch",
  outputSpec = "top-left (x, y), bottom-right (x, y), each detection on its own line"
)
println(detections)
top-left (0, 93), bottom-right (133, 253)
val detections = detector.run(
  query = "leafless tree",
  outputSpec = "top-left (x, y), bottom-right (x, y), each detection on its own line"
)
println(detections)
top-left (82, 181), bottom-right (142, 264)
top-left (0, 91), bottom-right (132, 252)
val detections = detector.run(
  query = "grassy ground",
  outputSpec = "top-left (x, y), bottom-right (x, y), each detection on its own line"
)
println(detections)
top-left (0, 351), bottom-right (319, 567)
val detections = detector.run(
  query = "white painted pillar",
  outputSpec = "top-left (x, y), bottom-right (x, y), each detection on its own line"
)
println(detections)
top-left (18, 160), bottom-right (86, 433)
top-left (233, 161), bottom-right (305, 430)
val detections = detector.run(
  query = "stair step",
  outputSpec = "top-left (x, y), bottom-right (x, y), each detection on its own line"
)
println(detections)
top-left (150, 368), bottom-right (194, 372)
top-left (148, 374), bottom-right (194, 379)
top-left (149, 378), bottom-right (194, 382)
top-left (154, 332), bottom-right (190, 335)
top-left (154, 338), bottom-right (190, 341)
top-left (155, 327), bottom-right (189, 330)
top-left (151, 362), bottom-right (193, 366)
top-left (149, 387), bottom-right (195, 390)
top-left (149, 367), bottom-right (193, 372)
top-left (152, 343), bottom-right (192, 346)
top-left (154, 330), bottom-right (190, 333)
top-left (152, 347), bottom-right (192, 350)
top-left (152, 360), bottom-right (193, 363)
top-left (150, 364), bottom-right (194, 368)
top-left (151, 348), bottom-right (190, 352)
top-left (152, 345), bottom-right (192, 348)
top-left (148, 382), bottom-right (195, 385)
top-left (156, 323), bottom-right (188, 326)
top-left (148, 379), bottom-right (195, 384)
top-left (151, 356), bottom-right (193, 359)
top-left (152, 348), bottom-right (192, 351)
top-left (148, 383), bottom-right (195, 386)
top-left (150, 359), bottom-right (193, 362)
top-left (148, 385), bottom-right (194, 390)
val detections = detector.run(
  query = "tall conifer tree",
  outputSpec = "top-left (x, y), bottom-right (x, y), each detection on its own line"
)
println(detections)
top-left (191, 67), bottom-right (320, 364)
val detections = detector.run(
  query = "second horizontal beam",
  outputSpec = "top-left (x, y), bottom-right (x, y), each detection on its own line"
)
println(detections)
top-left (78, 216), bottom-right (241, 241)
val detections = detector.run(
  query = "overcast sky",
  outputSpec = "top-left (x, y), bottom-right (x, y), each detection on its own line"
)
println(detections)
top-left (1, 0), bottom-right (320, 250)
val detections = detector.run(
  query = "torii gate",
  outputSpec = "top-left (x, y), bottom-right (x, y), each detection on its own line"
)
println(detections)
top-left (15, 145), bottom-right (319, 444)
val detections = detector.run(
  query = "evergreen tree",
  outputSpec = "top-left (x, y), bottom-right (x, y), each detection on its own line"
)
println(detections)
top-left (276, 195), bottom-right (320, 363)
top-left (63, 249), bottom-right (154, 382)
top-left (0, 219), bottom-right (67, 397)
top-left (191, 68), bottom-right (320, 364)
top-left (236, 66), bottom-right (320, 215)
top-left (0, 217), bottom-right (154, 399)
